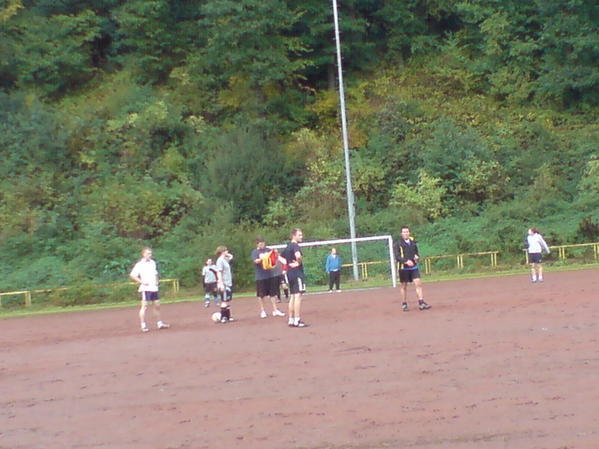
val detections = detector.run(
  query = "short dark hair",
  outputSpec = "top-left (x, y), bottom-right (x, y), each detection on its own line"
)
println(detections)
top-left (291, 228), bottom-right (302, 237)
top-left (400, 226), bottom-right (410, 232)
top-left (255, 237), bottom-right (265, 244)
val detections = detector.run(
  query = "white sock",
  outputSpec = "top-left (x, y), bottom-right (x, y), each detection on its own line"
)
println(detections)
top-left (538, 276), bottom-right (543, 281)
top-left (294, 317), bottom-right (300, 325)
top-left (532, 275), bottom-right (537, 281)
top-left (141, 322), bottom-right (147, 328)
top-left (288, 317), bottom-right (294, 325)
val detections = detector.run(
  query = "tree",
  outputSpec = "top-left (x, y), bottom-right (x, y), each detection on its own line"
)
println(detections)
top-left (112, 0), bottom-right (203, 83)
top-left (202, 128), bottom-right (296, 222)
top-left (6, 8), bottom-right (102, 96)
top-left (535, 0), bottom-right (599, 107)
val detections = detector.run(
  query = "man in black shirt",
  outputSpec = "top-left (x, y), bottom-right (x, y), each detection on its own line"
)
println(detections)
top-left (280, 228), bottom-right (308, 328)
top-left (394, 226), bottom-right (431, 312)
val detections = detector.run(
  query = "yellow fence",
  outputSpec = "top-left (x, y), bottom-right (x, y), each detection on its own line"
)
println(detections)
top-left (0, 278), bottom-right (179, 308)
top-left (422, 251), bottom-right (498, 275)
top-left (342, 251), bottom-right (499, 278)
top-left (524, 242), bottom-right (599, 263)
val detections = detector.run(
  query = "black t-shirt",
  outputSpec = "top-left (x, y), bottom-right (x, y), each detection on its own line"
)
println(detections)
top-left (281, 242), bottom-right (304, 279)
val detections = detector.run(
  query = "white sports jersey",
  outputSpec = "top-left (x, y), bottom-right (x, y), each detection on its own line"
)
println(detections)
top-left (130, 258), bottom-right (159, 292)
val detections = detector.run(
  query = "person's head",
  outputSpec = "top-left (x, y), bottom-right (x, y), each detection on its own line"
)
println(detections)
top-left (331, 247), bottom-right (337, 255)
top-left (215, 245), bottom-right (228, 258)
top-left (141, 247), bottom-right (152, 260)
top-left (255, 237), bottom-right (265, 249)
top-left (291, 228), bottom-right (303, 243)
top-left (400, 226), bottom-right (411, 240)
top-left (528, 227), bottom-right (538, 235)
top-left (205, 258), bottom-right (213, 266)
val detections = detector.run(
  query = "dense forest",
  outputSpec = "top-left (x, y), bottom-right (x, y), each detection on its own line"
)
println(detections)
top-left (1, 0), bottom-right (598, 292)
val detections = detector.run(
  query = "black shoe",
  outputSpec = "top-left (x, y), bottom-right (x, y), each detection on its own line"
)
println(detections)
top-left (418, 300), bottom-right (431, 310)
top-left (294, 320), bottom-right (309, 328)
top-left (402, 302), bottom-right (409, 312)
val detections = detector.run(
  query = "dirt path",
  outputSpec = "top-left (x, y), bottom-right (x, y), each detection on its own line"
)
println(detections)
top-left (1, 269), bottom-right (598, 449)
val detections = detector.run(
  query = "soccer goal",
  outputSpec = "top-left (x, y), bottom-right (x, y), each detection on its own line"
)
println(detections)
top-left (271, 235), bottom-right (397, 289)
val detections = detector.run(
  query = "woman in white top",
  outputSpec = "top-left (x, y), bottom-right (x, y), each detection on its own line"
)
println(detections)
top-left (526, 228), bottom-right (550, 283)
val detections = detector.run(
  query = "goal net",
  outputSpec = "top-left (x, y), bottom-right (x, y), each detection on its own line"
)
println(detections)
top-left (270, 235), bottom-right (397, 291)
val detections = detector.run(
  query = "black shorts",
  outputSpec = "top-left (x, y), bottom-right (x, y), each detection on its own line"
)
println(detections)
top-left (256, 277), bottom-right (279, 298)
top-left (288, 276), bottom-right (306, 294)
top-left (399, 269), bottom-right (420, 284)
top-left (140, 291), bottom-right (159, 301)
top-left (204, 282), bottom-right (217, 295)
top-left (529, 253), bottom-right (543, 263)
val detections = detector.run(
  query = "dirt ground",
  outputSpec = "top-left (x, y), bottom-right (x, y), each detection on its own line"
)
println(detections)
top-left (1, 269), bottom-right (598, 449)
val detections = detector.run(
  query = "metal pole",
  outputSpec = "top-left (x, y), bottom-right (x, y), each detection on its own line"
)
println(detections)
top-left (332, 0), bottom-right (359, 280)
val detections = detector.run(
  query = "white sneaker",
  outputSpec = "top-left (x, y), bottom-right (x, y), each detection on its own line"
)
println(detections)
top-left (141, 325), bottom-right (149, 333)
top-left (272, 310), bottom-right (285, 317)
top-left (260, 311), bottom-right (268, 319)
top-left (336, 289), bottom-right (342, 292)
top-left (157, 322), bottom-right (170, 329)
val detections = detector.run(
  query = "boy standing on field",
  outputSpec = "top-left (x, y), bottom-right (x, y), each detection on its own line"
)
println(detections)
top-left (215, 246), bottom-right (234, 323)
top-left (130, 247), bottom-right (170, 333)
top-left (201, 258), bottom-right (219, 307)
top-left (394, 226), bottom-right (431, 312)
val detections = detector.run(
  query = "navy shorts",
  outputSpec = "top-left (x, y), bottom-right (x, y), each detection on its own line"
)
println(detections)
top-left (399, 269), bottom-right (421, 284)
top-left (204, 282), bottom-right (217, 295)
top-left (141, 291), bottom-right (159, 302)
top-left (257, 277), bottom-right (279, 298)
top-left (529, 253), bottom-right (543, 263)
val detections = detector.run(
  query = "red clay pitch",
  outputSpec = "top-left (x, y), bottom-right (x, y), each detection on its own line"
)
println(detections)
top-left (1, 269), bottom-right (598, 449)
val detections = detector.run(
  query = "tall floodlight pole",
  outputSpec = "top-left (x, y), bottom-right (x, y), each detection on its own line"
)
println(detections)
top-left (331, 0), bottom-right (359, 280)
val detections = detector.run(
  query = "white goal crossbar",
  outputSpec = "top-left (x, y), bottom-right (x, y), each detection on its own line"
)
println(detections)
top-left (270, 235), bottom-right (397, 287)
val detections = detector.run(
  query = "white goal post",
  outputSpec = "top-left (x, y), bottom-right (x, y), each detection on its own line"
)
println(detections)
top-left (270, 235), bottom-right (397, 288)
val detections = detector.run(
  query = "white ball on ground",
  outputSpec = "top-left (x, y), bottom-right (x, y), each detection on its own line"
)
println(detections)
top-left (211, 312), bottom-right (222, 323)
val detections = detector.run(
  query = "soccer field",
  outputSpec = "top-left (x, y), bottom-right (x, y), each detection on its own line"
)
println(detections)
top-left (1, 269), bottom-right (598, 449)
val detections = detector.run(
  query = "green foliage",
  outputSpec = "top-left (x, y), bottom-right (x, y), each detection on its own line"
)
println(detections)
top-left (202, 128), bottom-right (298, 223)
top-left (390, 171), bottom-right (447, 221)
top-left (112, 0), bottom-right (201, 83)
top-left (6, 9), bottom-right (102, 96)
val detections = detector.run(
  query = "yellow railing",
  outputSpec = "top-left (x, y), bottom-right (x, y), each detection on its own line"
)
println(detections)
top-left (341, 261), bottom-right (387, 279)
top-left (342, 251), bottom-right (499, 278)
top-left (0, 278), bottom-right (179, 308)
top-left (524, 242), bottom-right (599, 263)
top-left (422, 251), bottom-right (498, 275)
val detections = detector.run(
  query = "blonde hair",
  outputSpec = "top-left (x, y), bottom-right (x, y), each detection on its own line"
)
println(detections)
top-left (215, 245), bottom-right (227, 257)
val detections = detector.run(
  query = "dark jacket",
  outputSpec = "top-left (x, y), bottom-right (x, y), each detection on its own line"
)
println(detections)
top-left (394, 237), bottom-right (420, 270)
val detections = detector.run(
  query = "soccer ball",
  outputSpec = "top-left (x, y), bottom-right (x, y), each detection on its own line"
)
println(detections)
top-left (211, 312), bottom-right (222, 323)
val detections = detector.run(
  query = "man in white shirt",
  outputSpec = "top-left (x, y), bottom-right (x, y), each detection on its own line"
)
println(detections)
top-left (130, 247), bottom-right (170, 332)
